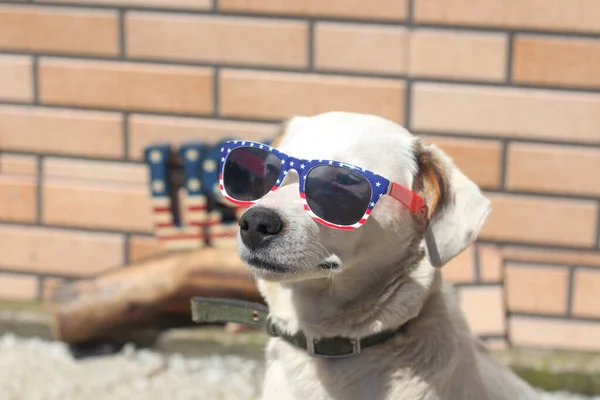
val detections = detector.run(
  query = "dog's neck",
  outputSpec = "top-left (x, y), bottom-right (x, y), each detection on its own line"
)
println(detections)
top-left (258, 243), bottom-right (440, 339)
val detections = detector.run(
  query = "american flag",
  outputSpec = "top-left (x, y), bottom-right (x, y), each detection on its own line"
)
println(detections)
top-left (144, 139), bottom-right (272, 252)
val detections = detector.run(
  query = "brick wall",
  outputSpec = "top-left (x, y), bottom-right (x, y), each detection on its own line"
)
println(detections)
top-left (0, 0), bottom-right (599, 352)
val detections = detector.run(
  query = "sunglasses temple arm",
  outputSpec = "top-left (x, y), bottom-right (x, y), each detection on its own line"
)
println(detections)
top-left (388, 182), bottom-right (443, 268)
top-left (387, 182), bottom-right (428, 217)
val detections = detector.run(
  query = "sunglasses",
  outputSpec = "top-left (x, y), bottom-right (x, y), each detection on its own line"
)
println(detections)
top-left (218, 140), bottom-right (428, 230)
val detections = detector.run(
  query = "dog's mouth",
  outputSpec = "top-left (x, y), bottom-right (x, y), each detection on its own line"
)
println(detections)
top-left (244, 256), bottom-right (290, 273)
top-left (243, 255), bottom-right (341, 275)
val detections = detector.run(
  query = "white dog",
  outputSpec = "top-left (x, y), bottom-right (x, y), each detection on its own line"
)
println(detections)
top-left (230, 112), bottom-right (538, 400)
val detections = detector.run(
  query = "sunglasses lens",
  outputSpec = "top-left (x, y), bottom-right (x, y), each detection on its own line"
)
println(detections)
top-left (223, 147), bottom-right (282, 202)
top-left (305, 165), bottom-right (372, 226)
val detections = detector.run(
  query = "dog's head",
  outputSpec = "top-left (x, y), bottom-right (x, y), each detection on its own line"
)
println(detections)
top-left (235, 112), bottom-right (491, 282)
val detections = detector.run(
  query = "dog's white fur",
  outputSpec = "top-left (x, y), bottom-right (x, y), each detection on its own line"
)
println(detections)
top-left (237, 112), bottom-right (539, 400)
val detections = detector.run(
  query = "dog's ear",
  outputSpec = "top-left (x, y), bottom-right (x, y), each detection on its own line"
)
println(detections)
top-left (270, 116), bottom-right (308, 149)
top-left (412, 140), bottom-right (491, 268)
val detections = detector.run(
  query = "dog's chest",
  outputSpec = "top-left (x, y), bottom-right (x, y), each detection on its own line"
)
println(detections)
top-left (264, 339), bottom-right (434, 400)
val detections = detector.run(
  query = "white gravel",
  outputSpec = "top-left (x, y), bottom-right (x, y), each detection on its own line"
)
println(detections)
top-left (0, 333), bottom-right (597, 400)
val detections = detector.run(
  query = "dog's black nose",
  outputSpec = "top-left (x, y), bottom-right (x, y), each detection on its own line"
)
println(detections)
top-left (239, 207), bottom-right (284, 251)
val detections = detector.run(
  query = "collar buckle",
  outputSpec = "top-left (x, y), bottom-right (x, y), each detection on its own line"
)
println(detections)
top-left (306, 336), bottom-right (362, 359)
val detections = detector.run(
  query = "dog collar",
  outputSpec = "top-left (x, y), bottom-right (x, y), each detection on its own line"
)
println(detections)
top-left (191, 297), bottom-right (407, 358)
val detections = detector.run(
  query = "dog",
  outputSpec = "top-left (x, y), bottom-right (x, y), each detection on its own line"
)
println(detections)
top-left (228, 111), bottom-right (538, 400)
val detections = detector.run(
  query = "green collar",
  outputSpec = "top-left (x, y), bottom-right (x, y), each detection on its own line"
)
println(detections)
top-left (191, 297), bottom-right (407, 358)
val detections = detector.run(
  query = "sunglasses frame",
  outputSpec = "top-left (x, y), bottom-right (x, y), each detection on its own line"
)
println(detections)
top-left (218, 140), bottom-right (428, 231)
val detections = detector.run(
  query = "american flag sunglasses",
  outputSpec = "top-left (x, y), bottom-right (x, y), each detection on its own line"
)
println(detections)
top-left (219, 140), bottom-right (428, 230)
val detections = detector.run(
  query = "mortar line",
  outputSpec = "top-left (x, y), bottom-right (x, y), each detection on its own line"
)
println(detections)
top-left (403, 0), bottom-right (415, 129)
top-left (119, 9), bottom-right (127, 59)
top-left (503, 260), bottom-right (600, 271)
top-left (499, 139), bottom-right (510, 190)
top-left (36, 276), bottom-right (44, 302)
top-left (2, 218), bottom-right (600, 248)
top-left (1, 98), bottom-right (599, 149)
top-left (307, 20), bottom-right (315, 71)
top-left (505, 32), bottom-right (515, 83)
top-left (36, 155), bottom-right (44, 225)
top-left (32, 56), bottom-right (39, 105)
top-left (213, 68), bottom-right (220, 117)
top-left (477, 334), bottom-right (507, 341)
top-left (473, 245), bottom-right (481, 282)
top-left (453, 282), bottom-right (503, 288)
top-left (510, 312), bottom-right (600, 323)
top-left (475, 239), bottom-right (597, 253)
top-left (483, 188), bottom-right (597, 203)
top-left (3, 49), bottom-right (600, 94)
top-left (596, 200), bottom-right (600, 250)
top-left (501, 258), bottom-right (511, 346)
top-left (503, 260), bottom-right (581, 270)
top-left (122, 112), bottom-right (130, 160)
top-left (0, 150), bottom-right (146, 164)
top-left (0, 267), bottom-right (99, 280)
top-left (411, 130), bottom-right (600, 149)
top-left (565, 266), bottom-right (576, 317)
top-left (2, 0), bottom-right (600, 38)
top-left (123, 233), bottom-right (131, 265)
top-left (403, 81), bottom-right (412, 129)
top-left (0, 220), bottom-right (149, 237)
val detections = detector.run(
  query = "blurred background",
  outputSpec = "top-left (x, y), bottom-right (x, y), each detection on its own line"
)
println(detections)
top-left (0, 0), bottom-right (599, 398)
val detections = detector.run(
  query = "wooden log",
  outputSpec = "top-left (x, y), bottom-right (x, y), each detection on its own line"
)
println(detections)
top-left (46, 247), bottom-right (263, 344)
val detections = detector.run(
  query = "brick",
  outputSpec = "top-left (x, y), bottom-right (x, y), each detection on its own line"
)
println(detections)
top-left (0, 273), bottom-right (37, 301)
top-left (44, 158), bottom-right (147, 185)
top-left (483, 338), bottom-right (508, 352)
top-left (38, 0), bottom-right (211, 9)
top-left (219, 0), bottom-right (407, 21)
top-left (127, 13), bottom-right (307, 68)
top-left (572, 270), bottom-right (600, 318)
top-left (0, 224), bottom-right (124, 276)
top-left (0, 55), bottom-right (32, 102)
top-left (0, 154), bottom-right (37, 176)
top-left (478, 245), bottom-right (503, 282)
top-left (409, 29), bottom-right (507, 81)
top-left (129, 235), bottom-right (166, 263)
top-left (505, 263), bottom-right (569, 315)
top-left (128, 115), bottom-right (277, 160)
top-left (0, 176), bottom-right (36, 223)
top-left (221, 69), bottom-right (405, 123)
top-left (420, 135), bottom-right (501, 189)
top-left (414, 0), bottom-right (600, 34)
top-left (458, 286), bottom-right (506, 336)
top-left (39, 58), bottom-right (213, 114)
top-left (42, 181), bottom-right (152, 232)
top-left (412, 83), bottom-right (600, 144)
top-left (0, 5), bottom-right (118, 56)
top-left (502, 247), bottom-right (600, 269)
top-left (42, 159), bottom-right (152, 232)
top-left (480, 194), bottom-right (597, 247)
top-left (509, 316), bottom-right (600, 352)
top-left (315, 23), bottom-right (407, 74)
top-left (513, 36), bottom-right (600, 90)
top-left (0, 105), bottom-right (123, 158)
top-left (506, 143), bottom-right (600, 197)
top-left (441, 245), bottom-right (475, 283)
top-left (0, 154), bottom-right (37, 223)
